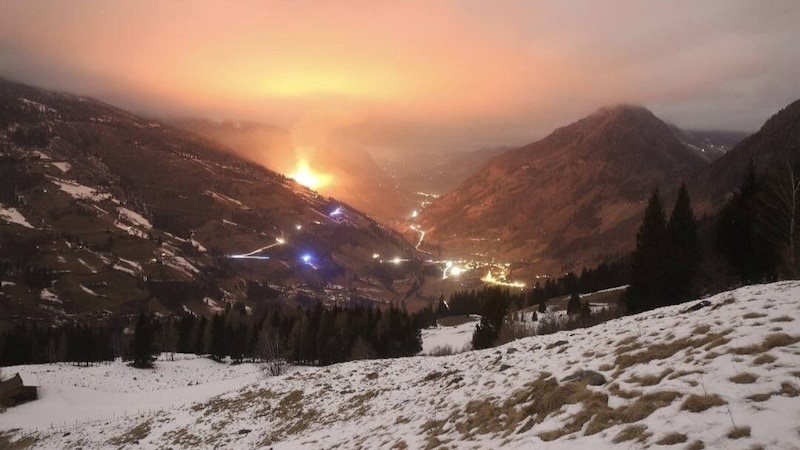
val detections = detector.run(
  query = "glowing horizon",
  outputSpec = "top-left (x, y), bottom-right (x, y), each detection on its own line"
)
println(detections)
top-left (1, 1), bottom-right (798, 155)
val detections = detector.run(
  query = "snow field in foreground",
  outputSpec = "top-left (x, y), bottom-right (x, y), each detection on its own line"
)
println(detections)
top-left (1, 281), bottom-right (799, 449)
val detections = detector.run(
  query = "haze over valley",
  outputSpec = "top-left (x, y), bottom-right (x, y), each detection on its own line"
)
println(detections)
top-left (2, 2), bottom-right (800, 449)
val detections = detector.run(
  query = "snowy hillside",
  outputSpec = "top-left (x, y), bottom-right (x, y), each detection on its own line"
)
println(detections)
top-left (2, 282), bottom-right (800, 449)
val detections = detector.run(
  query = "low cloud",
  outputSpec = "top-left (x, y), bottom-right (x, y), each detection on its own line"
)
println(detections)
top-left (1, 0), bottom-right (798, 153)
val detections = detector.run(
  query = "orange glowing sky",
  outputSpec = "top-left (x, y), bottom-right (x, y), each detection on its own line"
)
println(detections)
top-left (1, 1), bottom-right (799, 154)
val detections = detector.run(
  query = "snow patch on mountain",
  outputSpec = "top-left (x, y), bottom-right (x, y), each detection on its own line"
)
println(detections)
top-left (0, 203), bottom-right (35, 229)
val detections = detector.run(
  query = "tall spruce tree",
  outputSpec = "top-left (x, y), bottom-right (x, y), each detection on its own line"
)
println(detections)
top-left (715, 162), bottom-right (779, 283)
top-left (131, 312), bottom-right (159, 368)
top-left (627, 189), bottom-right (668, 312)
top-left (665, 183), bottom-right (699, 301)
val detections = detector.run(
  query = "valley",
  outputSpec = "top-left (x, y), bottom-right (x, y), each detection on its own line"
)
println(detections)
top-left (2, 4), bottom-right (800, 449)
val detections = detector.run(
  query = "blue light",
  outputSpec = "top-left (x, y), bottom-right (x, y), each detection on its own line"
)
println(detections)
top-left (330, 207), bottom-right (343, 217)
top-left (301, 254), bottom-right (312, 264)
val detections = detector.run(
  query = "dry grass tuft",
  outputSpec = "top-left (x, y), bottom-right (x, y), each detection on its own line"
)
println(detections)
top-left (732, 333), bottom-right (800, 355)
top-left (422, 371), bottom-right (443, 382)
top-left (680, 394), bottom-right (727, 412)
top-left (615, 331), bottom-right (730, 369)
top-left (628, 368), bottom-right (674, 386)
top-left (0, 432), bottom-right (38, 450)
top-left (779, 382), bottom-right (799, 397)
top-left (108, 420), bottom-right (152, 446)
top-left (668, 369), bottom-right (705, 380)
top-left (752, 353), bottom-right (777, 365)
top-left (656, 432), bottom-right (688, 445)
top-left (693, 324), bottom-right (711, 334)
top-left (686, 440), bottom-right (706, 449)
top-left (583, 391), bottom-right (681, 436)
top-left (608, 383), bottom-right (642, 399)
top-left (612, 425), bottom-right (651, 444)
top-left (747, 393), bottom-right (771, 402)
top-left (727, 426), bottom-right (751, 439)
top-left (711, 297), bottom-right (736, 310)
top-left (762, 333), bottom-right (800, 350)
top-left (770, 315), bottom-right (794, 323)
top-left (742, 312), bottom-right (766, 319)
top-left (623, 391), bottom-right (682, 422)
top-left (729, 372), bottom-right (758, 384)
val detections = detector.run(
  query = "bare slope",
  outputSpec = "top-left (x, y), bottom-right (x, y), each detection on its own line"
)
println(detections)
top-left (421, 105), bottom-right (707, 271)
top-left (0, 79), bottom-right (421, 321)
top-left (3, 281), bottom-right (799, 449)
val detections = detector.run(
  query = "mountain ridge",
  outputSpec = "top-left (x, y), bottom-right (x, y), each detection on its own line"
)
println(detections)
top-left (0, 79), bottom-right (423, 322)
top-left (421, 104), bottom-right (707, 272)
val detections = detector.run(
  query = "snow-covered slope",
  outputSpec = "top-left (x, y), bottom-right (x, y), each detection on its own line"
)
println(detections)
top-left (2, 282), bottom-right (800, 449)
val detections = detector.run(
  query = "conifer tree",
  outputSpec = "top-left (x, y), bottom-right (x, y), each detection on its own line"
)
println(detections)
top-left (209, 313), bottom-right (226, 362)
top-left (666, 183), bottom-right (700, 301)
top-left (567, 292), bottom-right (582, 316)
top-left (131, 312), bottom-right (159, 368)
top-left (716, 162), bottom-right (779, 283)
top-left (627, 189), bottom-right (668, 312)
top-left (471, 290), bottom-right (509, 350)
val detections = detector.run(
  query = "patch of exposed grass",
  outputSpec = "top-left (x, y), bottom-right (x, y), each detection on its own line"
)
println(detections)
top-left (656, 432), bottom-right (688, 445)
top-left (780, 382), bottom-right (799, 397)
top-left (345, 390), bottom-right (379, 419)
top-left (108, 420), bottom-right (151, 446)
top-left (752, 353), bottom-right (777, 365)
top-left (628, 368), bottom-right (674, 386)
top-left (165, 427), bottom-right (203, 447)
top-left (771, 315), bottom-right (794, 323)
top-left (392, 439), bottom-right (408, 449)
top-left (727, 426), bottom-right (751, 439)
top-left (729, 372), bottom-right (758, 384)
top-left (608, 383), bottom-right (642, 399)
top-left (668, 369), bottom-right (705, 380)
top-left (747, 393), bottom-right (771, 402)
top-left (582, 391), bottom-right (681, 436)
top-left (615, 331), bottom-right (731, 369)
top-left (686, 440), bottom-right (705, 449)
top-left (732, 333), bottom-right (800, 354)
top-left (612, 425), bottom-right (651, 444)
top-left (422, 371), bottom-right (444, 382)
top-left (711, 297), bottom-right (736, 310)
top-left (546, 340), bottom-right (569, 350)
top-left (692, 324), bottom-right (711, 334)
top-left (622, 391), bottom-right (682, 422)
top-left (743, 312), bottom-right (766, 319)
top-left (763, 333), bottom-right (800, 350)
top-left (681, 394), bottom-right (727, 412)
top-left (0, 431), bottom-right (38, 450)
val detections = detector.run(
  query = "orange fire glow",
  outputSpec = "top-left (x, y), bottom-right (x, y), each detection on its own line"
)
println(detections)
top-left (288, 158), bottom-right (332, 190)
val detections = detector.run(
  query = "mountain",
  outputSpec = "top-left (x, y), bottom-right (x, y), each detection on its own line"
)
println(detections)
top-left (668, 125), bottom-right (748, 163)
top-left (0, 79), bottom-right (422, 323)
top-left (693, 98), bottom-right (800, 209)
top-left (173, 120), bottom-right (415, 221)
top-left (3, 281), bottom-right (799, 448)
top-left (421, 105), bottom-right (708, 273)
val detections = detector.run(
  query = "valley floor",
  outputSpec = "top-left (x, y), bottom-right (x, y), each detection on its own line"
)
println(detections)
top-left (2, 282), bottom-right (800, 449)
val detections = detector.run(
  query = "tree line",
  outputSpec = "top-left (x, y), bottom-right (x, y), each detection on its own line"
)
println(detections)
top-left (0, 302), bottom-right (434, 369)
top-left (627, 161), bottom-right (800, 313)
